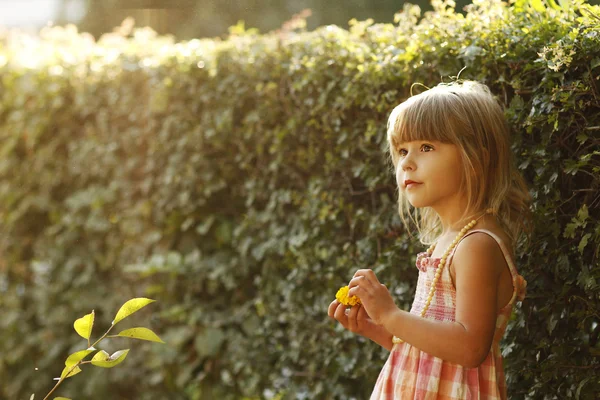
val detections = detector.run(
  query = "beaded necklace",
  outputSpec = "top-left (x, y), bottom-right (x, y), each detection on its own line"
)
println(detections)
top-left (392, 208), bottom-right (495, 345)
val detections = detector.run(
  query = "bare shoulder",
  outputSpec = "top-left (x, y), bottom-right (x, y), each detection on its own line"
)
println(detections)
top-left (452, 232), bottom-right (506, 277)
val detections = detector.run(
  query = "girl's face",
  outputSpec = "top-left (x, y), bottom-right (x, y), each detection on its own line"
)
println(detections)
top-left (395, 140), bottom-right (466, 210)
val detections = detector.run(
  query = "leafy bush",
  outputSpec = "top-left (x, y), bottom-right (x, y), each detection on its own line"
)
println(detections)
top-left (0, 0), bottom-right (598, 398)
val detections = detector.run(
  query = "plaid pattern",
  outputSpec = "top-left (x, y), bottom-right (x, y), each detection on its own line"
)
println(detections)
top-left (370, 229), bottom-right (527, 400)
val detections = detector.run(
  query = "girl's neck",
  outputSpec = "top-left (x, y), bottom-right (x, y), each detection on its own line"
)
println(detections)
top-left (440, 213), bottom-right (494, 236)
top-left (435, 212), bottom-right (502, 247)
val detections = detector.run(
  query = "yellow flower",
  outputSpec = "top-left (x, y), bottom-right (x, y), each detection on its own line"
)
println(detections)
top-left (336, 285), bottom-right (361, 306)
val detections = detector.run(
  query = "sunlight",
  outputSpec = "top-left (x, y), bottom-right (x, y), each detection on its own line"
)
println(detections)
top-left (0, 0), bottom-right (85, 28)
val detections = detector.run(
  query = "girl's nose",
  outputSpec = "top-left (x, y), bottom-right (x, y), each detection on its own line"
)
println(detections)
top-left (400, 154), bottom-right (415, 171)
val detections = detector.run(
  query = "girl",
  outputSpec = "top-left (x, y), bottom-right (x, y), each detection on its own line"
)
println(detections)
top-left (327, 80), bottom-right (532, 399)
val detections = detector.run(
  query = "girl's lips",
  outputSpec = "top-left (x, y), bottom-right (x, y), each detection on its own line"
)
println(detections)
top-left (406, 182), bottom-right (422, 189)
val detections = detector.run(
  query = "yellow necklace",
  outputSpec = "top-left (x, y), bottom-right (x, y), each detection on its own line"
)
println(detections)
top-left (392, 209), bottom-right (494, 345)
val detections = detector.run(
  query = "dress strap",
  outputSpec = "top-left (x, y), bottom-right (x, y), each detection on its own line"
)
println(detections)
top-left (446, 229), bottom-right (527, 304)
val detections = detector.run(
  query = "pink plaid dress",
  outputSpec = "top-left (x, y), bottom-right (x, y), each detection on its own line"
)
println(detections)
top-left (370, 229), bottom-right (527, 400)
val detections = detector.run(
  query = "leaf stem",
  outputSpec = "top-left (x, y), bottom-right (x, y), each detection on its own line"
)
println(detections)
top-left (41, 324), bottom-right (115, 400)
top-left (42, 363), bottom-right (77, 400)
top-left (41, 378), bottom-right (62, 400)
top-left (90, 324), bottom-right (116, 349)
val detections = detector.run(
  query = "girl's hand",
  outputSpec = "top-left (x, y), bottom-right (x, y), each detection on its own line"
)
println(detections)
top-left (348, 269), bottom-right (398, 326)
top-left (327, 300), bottom-right (375, 337)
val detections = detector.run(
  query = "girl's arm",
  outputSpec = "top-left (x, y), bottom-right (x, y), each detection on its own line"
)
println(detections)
top-left (363, 323), bottom-right (394, 351)
top-left (382, 234), bottom-right (505, 368)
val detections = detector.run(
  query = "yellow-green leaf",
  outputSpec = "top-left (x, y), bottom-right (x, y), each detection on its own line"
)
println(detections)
top-left (65, 348), bottom-right (96, 368)
top-left (116, 327), bottom-right (165, 343)
top-left (112, 298), bottom-right (155, 325)
top-left (59, 364), bottom-right (82, 379)
top-left (73, 311), bottom-right (94, 340)
top-left (91, 349), bottom-right (130, 368)
top-left (530, 0), bottom-right (546, 12)
top-left (546, 0), bottom-right (561, 10)
top-left (54, 398), bottom-right (72, 400)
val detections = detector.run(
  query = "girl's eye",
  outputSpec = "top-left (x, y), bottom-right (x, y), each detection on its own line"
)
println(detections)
top-left (398, 144), bottom-right (433, 156)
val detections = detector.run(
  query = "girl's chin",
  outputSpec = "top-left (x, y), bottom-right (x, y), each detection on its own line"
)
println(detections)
top-left (407, 199), bottom-right (428, 208)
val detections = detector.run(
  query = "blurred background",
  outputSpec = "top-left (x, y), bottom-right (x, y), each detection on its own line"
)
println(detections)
top-left (1, 0), bottom-right (477, 39)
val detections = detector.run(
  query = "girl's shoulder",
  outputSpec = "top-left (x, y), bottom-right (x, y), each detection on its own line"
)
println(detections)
top-left (431, 223), bottom-right (514, 260)
top-left (471, 226), bottom-right (514, 260)
top-left (452, 227), bottom-right (514, 263)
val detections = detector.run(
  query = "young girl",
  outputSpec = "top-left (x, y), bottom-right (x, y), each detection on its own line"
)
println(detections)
top-left (327, 80), bottom-right (532, 399)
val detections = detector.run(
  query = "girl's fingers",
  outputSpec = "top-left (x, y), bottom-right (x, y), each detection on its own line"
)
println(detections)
top-left (334, 302), bottom-right (348, 327)
top-left (327, 300), bottom-right (339, 318)
top-left (348, 276), bottom-right (367, 290)
top-left (347, 285), bottom-right (361, 298)
top-left (352, 269), bottom-right (368, 279)
top-left (347, 305), bottom-right (359, 331)
top-left (352, 269), bottom-right (378, 285)
top-left (357, 303), bottom-right (369, 321)
top-left (368, 269), bottom-right (381, 285)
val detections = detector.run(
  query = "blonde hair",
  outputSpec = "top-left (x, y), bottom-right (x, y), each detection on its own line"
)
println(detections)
top-left (386, 80), bottom-right (533, 250)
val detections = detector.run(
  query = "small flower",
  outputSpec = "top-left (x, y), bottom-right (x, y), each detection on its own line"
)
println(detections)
top-left (336, 285), bottom-right (361, 306)
top-left (516, 275), bottom-right (527, 302)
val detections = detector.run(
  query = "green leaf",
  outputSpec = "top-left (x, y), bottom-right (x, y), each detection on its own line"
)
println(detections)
top-left (577, 204), bottom-right (589, 223)
top-left (54, 398), bottom-right (73, 400)
top-left (91, 349), bottom-right (130, 368)
top-left (530, 0), bottom-right (546, 12)
top-left (65, 348), bottom-right (96, 368)
top-left (59, 364), bottom-right (82, 379)
top-left (576, 133), bottom-right (588, 145)
top-left (575, 377), bottom-right (591, 399)
top-left (564, 204), bottom-right (590, 238)
top-left (112, 298), bottom-right (155, 325)
top-left (73, 311), bottom-right (94, 340)
top-left (115, 327), bottom-right (165, 343)
top-left (578, 233), bottom-right (592, 254)
top-left (547, 313), bottom-right (558, 334)
top-left (512, 0), bottom-right (527, 12)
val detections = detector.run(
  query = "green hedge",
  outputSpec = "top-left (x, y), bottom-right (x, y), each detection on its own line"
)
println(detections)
top-left (1, 0), bottom-right (599, 398)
